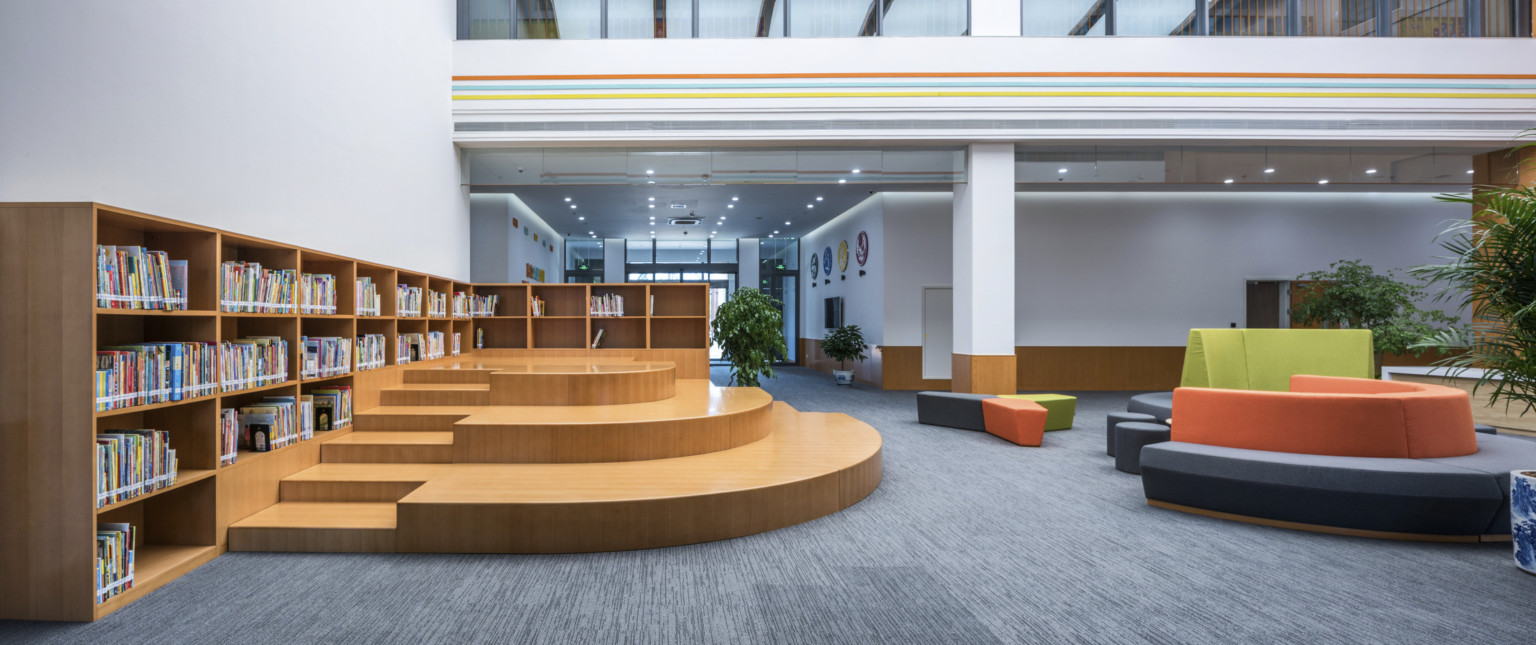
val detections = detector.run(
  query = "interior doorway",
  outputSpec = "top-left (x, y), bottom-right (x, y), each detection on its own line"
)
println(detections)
top-left (922, 287), bottom-right (953, 380)
top-left (1246, 280), bottom-right (1287, 328)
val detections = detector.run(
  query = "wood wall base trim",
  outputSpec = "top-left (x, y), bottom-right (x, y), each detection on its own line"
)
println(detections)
top-left (798, 338), bottom-right (883, 388)
top-left (1146, 499), bottom-right (1500, 543)
top-left (952, 354), bottom-right (1017, 395)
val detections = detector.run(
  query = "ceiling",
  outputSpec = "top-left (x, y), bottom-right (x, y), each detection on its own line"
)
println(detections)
top-left (480, 183), bottom-right (899, 241)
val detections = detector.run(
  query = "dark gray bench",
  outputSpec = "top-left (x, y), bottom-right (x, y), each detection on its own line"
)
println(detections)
top-left (916, 392), bottom-right (997, 432)
top-left (1141, 434), bottom-right (1536, 538)
top-left (1127, 391), bottom-right (1173, 421)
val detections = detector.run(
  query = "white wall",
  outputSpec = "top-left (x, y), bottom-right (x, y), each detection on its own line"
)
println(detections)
top-left (1013, 192), bottom-right (1469, 346)
top-left (603, 239), bottom-right (626, 283)
top-left (801, 195), bottom-right (884, 343)
top-left (0, 2), bottom-right (470, 279)
top-left (469, 194), bottom-right (564, 283)
top-left (883, 193), bottom-right (954, 347)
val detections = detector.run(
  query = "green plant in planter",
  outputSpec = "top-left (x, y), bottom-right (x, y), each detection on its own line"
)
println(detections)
top-left (1292, 259), bottom-right (1459, 373)
top-left (1411, 182), bottom-right (1536, 415)
top-left (821, 325), bottom-right (869, 374)
top-left (710, 289), bottom-right (787, 388)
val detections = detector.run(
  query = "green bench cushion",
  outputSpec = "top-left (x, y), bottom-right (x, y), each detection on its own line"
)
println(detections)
top-left (1001, 394), bottom-right (1076, 431)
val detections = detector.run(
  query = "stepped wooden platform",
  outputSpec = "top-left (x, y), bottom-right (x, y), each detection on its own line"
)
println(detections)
top-left (229, 359), bottom-right (883, 554)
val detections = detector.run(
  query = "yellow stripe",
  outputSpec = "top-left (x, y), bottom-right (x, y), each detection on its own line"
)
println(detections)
top-left (455, 90), bottom-right (1536, 100)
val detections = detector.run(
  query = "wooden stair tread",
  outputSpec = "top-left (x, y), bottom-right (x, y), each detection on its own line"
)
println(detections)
top-left (285, 463), bottom-right (456, 482)
top-left (401, 403), bottom-right (879, 504)
top-left (326, 432), bottom-right (454, 445)
top-left (384, 383), bottom-right (490, 391)
top-left (230, 502), bottom-right (397, 529)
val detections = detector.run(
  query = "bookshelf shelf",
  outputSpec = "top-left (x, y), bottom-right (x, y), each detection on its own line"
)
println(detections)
top-left (0, 202), bottom-right (712, 622)
top-left (95, 469), bottom-right (217, 514)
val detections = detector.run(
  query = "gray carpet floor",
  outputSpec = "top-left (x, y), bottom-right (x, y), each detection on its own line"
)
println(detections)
top-left (4, 366), bottom-right (1533, 644)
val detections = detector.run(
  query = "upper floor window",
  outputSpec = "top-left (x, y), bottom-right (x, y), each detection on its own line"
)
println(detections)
top-left (459, 0), bottom-right (969, 38)
top-left (1024, 0), bottom-right (1530, 37)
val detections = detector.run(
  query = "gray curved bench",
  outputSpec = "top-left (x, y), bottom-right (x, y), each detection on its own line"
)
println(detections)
top-left (1127, 392), bottom-right (1173, 421)
top-left (1141, 434), bottom-right (1536, 539)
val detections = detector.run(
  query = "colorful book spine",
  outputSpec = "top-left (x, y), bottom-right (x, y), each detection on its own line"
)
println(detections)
top-left (311, 386), bottom-right (353, 430)
top-left (96, 523), bottom-right (135, 604)
top-left (94, 343), bottom-right (217, 411)
top-left (426, 290), bottom-right (448, 318)
top-left (530, 295), bottom-right (545, 317)
top-left (95, 245), bottom-right (188, 310)
top-left (219, 408), bottom-right (239, 466)
top-left (425, 331), bottom-right (445, 360)
top-left (590, 293), bottom-right (625, 317)
top-left (238, 398), bottom-right (300, 452)
top-left (219, 261), bottom-right (297, 313)
top-left (356, 334), bottom-right (386, 371)
top-left (396, 285), bottom-right (423, 317)
top-left (356, 277), bottom-right (381, 316)
top-left (452, 332), bottom-right (461, 356)
top-left (218, 337), bottom-right (289, 392)
top-left (95, 430), bottom-right (177, 508)
top-left (300, 336), bottom-right (352, 379)
top-left (299, 273), bottom-right (337, 315)
top-left (396, 335), bottom-right (412, 364)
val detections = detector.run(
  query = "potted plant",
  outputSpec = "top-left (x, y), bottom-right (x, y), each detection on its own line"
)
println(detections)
top-left (710, 289), bottom-right (787, 388)
top-left (1291, 259), bottom-right (1458, 375)
top-left (820, 325), bottom-right (868, 386)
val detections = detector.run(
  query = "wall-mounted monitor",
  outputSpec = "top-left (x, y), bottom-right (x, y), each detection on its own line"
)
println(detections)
top-left (824, 296), bottom-right (843, 329)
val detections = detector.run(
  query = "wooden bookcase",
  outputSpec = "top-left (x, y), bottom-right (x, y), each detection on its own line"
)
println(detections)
top-left (0, 202), bottom-right (711, 622)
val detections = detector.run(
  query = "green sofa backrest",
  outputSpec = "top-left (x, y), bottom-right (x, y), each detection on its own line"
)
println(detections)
top-left (1179, 328), bottom-right (1374, 391)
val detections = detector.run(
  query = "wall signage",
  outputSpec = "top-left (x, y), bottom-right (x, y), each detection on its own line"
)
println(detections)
top-left (855, 231), bottom-right (869, 266)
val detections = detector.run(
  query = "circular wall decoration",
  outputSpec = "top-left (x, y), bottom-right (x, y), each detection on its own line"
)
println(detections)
top-left (822, 247), bottom-right (833, 275)
top-left (512, 217), bottom-right (519, 229)
top-left (837, 240), bottom-right (849, 272)
top-left (809, 255), bottom-right (819, 279)
top-left (534, 232), bottom-right (540, 242)
top-left (523, 226), bottom-right (530, 236)
top-left (855, 231), bottom-right (870, 266)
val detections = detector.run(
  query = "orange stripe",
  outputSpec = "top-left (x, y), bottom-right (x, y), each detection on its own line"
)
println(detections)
top-left (453, 71), bottom-right (1536, 81)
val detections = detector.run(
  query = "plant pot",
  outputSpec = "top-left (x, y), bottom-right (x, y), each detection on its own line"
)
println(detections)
top-left (1515, 470), bottom-right (1536, 575)
top-left (833, 370), bottom-right (855, 386)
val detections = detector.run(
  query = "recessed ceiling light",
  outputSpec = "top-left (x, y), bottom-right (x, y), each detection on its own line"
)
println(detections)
top-left (1223, 179), bottom-right (1234, 184)
top-left (647, 180), bottom-right (655, 184)
top-left (807, 204), bottom-right (814, 209)
top-left (712, 230), bottom-right (718, 234)
top-left (773, 230), bottom-right (779, 234)
top-left (1264, 168), bottom-right (1276, 174)
top-left (645, 169), bottom-right (654, 175)
top-left (588, 231), bottom-right (594, 234)
top-left (648, 197), bottom-right (655, 201)
top-left (727, 204), bottom-right (734, 208)
top-left (649, 222), bottom-right (655, 226)
top-left (731, 196), bottom-right (739, 201)
top-left (1467, 169), bottom-right (1475, 174)
top-left (1318, 179), bottom-right (1330, 184)
top-left (816, 196), bottom-right (823, 201)
top-left (1058, 168), bottom-right (1068, 173)
top-left (769, 234), bottom-right (775, 238)
top-left (838, 179), bottom-right (847, 184)
top-left (578, 216), bottom-right (585, 220)
top-left (851, 169), bottom-right (861, 174)
top-left (785, 221), bottom-right (791, 225)
top-left (564, 197), bottom-right (571, 202)
top-left (590, 234), bottom-right (596, 238)
top-left (1365, 169), bottom-right (1378, 174)
top-left (570, 204), bottom-right (577, 209)
top-left (648, 204), bottom-right (655, 208)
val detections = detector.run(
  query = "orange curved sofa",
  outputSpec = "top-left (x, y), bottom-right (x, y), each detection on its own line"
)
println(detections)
top-left (1170, 375), bottom-right (1477, 459)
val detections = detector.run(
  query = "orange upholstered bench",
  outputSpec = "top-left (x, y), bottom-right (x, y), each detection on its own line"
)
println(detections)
top-left (981, 398), bottom-right (1048, 447)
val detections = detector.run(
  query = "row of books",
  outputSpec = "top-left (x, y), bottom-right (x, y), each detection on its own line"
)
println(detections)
top-left (427, 290), bottom-right (449, 318)
top-left (397, 285), bottom-right (422, 317)
top-left (299, 273), bottom-right (337, 315)
top-left (312, 386), bottom-right (353, 431)
top-left (219, 409), bottom-right (238, 466)
top-left (220, 337), bottom-right (289, 392)
top-left (399, 332), bottom-right (442, 362)
top-left (426, 331), bottom-right (445, 360)
top-left (96, 430), bottom-right (177, 509)
top-left (452, 331), bottom-right (462, 356)
top-left (357, 334), bottom-right (386, 371)
top-left (97, 523), bottom-right (135, 604)
top-left (301, 336), bottom-right (352, 379)
top-left (237, 396), bottom-right (313, 453)
top-left (530, 295), bottom-right (548, 317)
top-left (357, 277), bottom-right (381, 316)
top-left (453, 292), bottom-right (499, 318)
top-left (96, 245), bottom-right (188, 310)
top-left (590, 294), bottom-right (626, 317)
top-left (95, 343), bottom-right (218, 412)
top-left (220, 261), bottom-right (297, 313)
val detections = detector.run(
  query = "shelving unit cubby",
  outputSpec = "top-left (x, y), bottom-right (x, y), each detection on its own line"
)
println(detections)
top-left (0, 202), bottom-right (710, 622)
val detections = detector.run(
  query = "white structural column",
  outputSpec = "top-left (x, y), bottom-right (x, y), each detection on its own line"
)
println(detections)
top-left (967, 0), bottom-right (1023, 36)
top-left (952, 143), bottom-right (1017, 394)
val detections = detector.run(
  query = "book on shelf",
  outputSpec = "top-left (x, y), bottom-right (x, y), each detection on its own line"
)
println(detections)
top-left (95, 342), bottom-right (217, 412)
top-left (454, 292), bottom-right (498, 318)
top-left (400, 332), bottom-right (428, 362)
top-left (530, 295), bottom-right (545, 317)
top-left (311, 386), bottom-right (352, 431)
top-left (425, 331), bottom-right (445, 360)
top-left (591, 328), bottom-right (606, 349)
top-left (396, 334), bottom-right (412, 364)
top-left (219, 261), bottom-right (296, 313)
top-left (299, 273), bottom-right (337, 315)
top-left (219, 336), bottom-right (289, 392)
top-left (426, 290), bottom-right (448, 318)
top-left (96, 522), bottom-right (136, 604)
top-left (219, 408), bottom-right (239, 466)
top-left (396, 284), bottom-right (423, 317)
top-left (475, 327), bottom-right (484, 349)
top-left (590, 293), bottom-right (625, 317)
top-left (356, 277), bottom-right (381, 316)
top-left (356, 333), bottom-right (386, 371)
top-left (452, 332), bottom-right (461, 356)
top-left (95, 429), bottom-right (177, 508)
top-left (95, 245), bottom-right (188, 310)
top-left (649, 294), bottom-right (654, 316)
top-left (300, 336), bottom-right (352, 379)
top-left (237, 396), bottom-right (306, 452)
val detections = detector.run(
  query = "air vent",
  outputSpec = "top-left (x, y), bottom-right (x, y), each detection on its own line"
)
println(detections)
top-left (669, 203), bottom-right (687, 209)
top-left (669, 217), bottom-right (701, 226)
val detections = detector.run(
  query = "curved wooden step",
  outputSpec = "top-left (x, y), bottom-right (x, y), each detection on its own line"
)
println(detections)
top-left (228, 502), bottom-right (396, 553)
top-left (321, 432), bottom-right (454, 463)
top-left (379, 384), bottom-right (490, 406)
